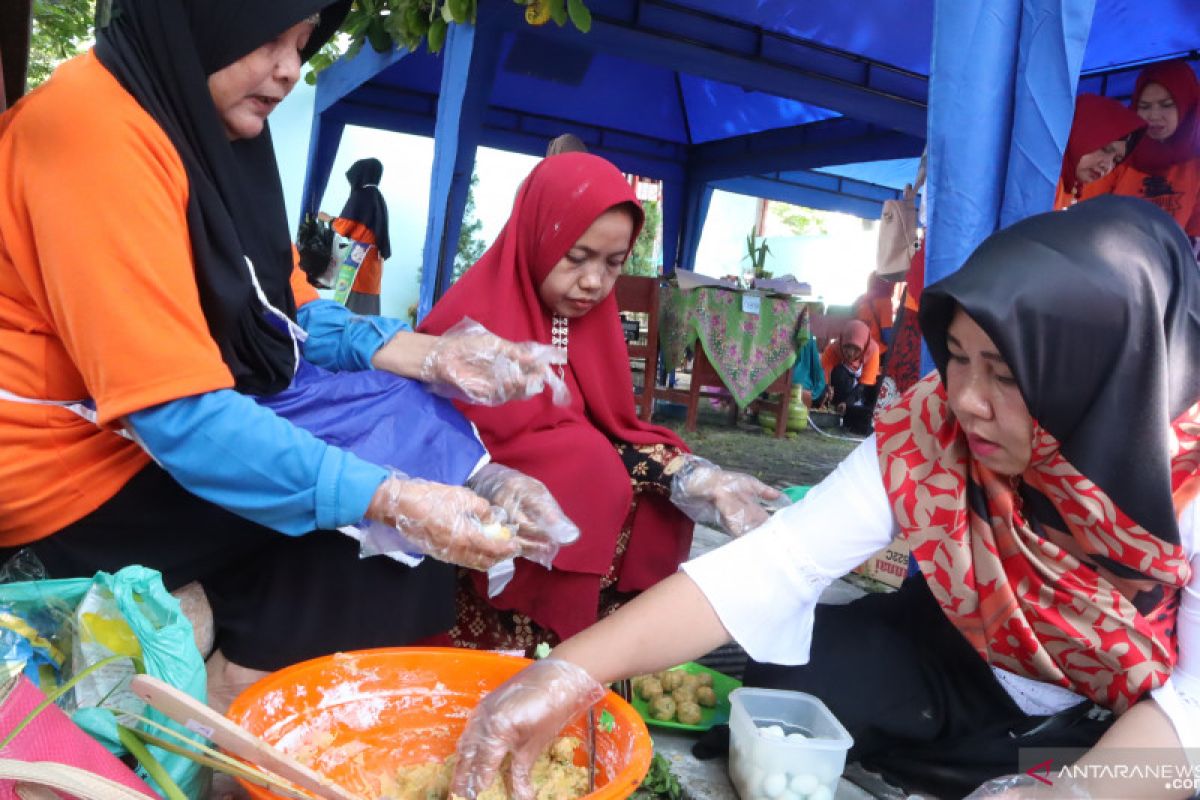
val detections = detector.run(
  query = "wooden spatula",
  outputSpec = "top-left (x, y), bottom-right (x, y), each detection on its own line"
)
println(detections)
top-left (129, 674), bottom-right (366, 800)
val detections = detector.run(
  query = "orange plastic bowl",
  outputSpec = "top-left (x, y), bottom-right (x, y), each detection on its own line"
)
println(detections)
top-left (227, 647), bottom-right (653, 800)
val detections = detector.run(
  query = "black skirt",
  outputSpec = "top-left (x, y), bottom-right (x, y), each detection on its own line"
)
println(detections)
top-left (10, 464), bottom-right (455, 671)
top-left (741, 577), bottom-right (1114, 798)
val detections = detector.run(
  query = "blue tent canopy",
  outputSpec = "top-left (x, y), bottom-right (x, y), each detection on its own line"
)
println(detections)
top-left (300, 0), bottom-right (1200, 318)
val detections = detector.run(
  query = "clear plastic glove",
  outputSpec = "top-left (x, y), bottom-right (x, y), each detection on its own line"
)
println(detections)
top-left (362, 471), bottom-right (520, 571)
top-left (667, 454), bottom-right (789, 537)
top-left (964, 773), bottom-right (1091, 799)
top-left (422, 318), bottom-right (570, 407)
top-left (452, 658), bottom-right (606, 800)
top-left (467, 463), bottom-right (581, 568)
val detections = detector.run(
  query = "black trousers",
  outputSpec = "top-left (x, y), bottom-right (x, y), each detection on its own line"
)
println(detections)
top-left (7, 464), bottom-right (454, 671)
top-left (741, 578), bottom-right (1113, 799)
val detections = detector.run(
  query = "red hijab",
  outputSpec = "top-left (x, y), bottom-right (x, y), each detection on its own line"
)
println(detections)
top-left (1129, 60), bottom-right (1200, 174)
top-left (419, 153), bottom-right (692, 639)
top-left (1061, 94), bottom-right (1146, 193)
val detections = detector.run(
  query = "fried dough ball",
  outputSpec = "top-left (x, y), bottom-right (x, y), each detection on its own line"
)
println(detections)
top-left (695, 686), bottom-right (718, 707)
top-left (671, 686), bottom-right (697, 706)
top-left (676, 700), bottom-right (703, 725)
top-left (639, 677), bottom-right (664, 701)
top-left (695, 672), bottom-right (714, 687)
top-left (658, 671), bottom-right (684, 692)
top-left (649, 696), bottom-right (676, 721)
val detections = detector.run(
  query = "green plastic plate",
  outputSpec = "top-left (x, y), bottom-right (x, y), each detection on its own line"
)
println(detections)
top-left (629, 662), bottom-right (742, 731)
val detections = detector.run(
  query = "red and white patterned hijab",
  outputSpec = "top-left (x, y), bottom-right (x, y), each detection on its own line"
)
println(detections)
top-left (876, 197), bottom-right (1200, 713)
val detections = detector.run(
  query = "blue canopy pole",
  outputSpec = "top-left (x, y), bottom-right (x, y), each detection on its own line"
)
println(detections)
top-left (659, 177), bottom-right (684, 275)
top-left (923, 0), bottom-right (1095, 372)
top-left (678, 177), bottom-right (714, 271)
top-left (416, 23), bottom-right (501, 321)
top-left (299, 112), bottom-right (345, 220)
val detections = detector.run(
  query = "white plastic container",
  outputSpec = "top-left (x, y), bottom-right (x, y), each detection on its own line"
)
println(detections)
top-left (727, 687), bottom-right (853, 800)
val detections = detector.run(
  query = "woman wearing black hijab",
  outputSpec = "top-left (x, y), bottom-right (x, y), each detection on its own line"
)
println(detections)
top-left (326, 157), bottom-right (392, 315)
top-left (0, 0), bottom-right (577, 706)
top-left (446, 198), bottom-right (1200, 800)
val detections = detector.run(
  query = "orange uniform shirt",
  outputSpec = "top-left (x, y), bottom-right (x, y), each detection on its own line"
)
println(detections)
top-left (331, 217), bottom-right (382, 296)
top-left (821, 341), bottom-right (880, 387)
top-left (1081, 159), bottom-right (1200, 236)
top-left (0, 53), bottom-right (241, 544)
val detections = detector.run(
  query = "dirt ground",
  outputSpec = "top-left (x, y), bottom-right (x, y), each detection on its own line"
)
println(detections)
top-left (656, 406), bottom-right (860, 489)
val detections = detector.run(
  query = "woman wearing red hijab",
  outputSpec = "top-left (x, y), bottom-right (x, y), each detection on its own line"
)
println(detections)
top-left (1053, 93), bottom-right (1147, 209)
top-left (1085, 60), bottom-right (1200, 239)
top-left (420, 153), bottom-right (781, 650)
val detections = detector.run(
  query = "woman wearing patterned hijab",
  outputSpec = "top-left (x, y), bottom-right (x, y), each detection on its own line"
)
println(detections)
top-left (446, 197), bottom-right (1200, 800)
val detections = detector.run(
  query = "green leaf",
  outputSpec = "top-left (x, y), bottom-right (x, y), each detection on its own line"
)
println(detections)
top-left (534, 642), bottom-right (552, 659)
top-left (447, 0), bottom-right (470, 24)
top-left (366, 17), bottom-right (393, 52)
top-left (427, 16), bottom-right (448, 52)
top-left (598, 709), bottom-right (615, 732)
top-left (566, 0), bottom-right (592, 32)
top-left (547, 0), bottom-right (567, 26)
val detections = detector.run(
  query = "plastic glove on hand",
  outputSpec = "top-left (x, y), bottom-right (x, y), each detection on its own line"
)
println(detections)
top-left (467, 463), bottom-right (580, 568)
top-left (421, 318), bottom-right (569, 407)
top-left (365, 472), bottom-right (519, 571)
top-left (667, 455), bottom-right (788, 537)
top-left (964, 773), bottom-right (1092, 799)
top-left (451, 658), bottom-right (606, 800)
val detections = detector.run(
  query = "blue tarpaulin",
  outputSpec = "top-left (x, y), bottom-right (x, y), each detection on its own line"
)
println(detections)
top-left (299, 0), bottom-right (1200, 318)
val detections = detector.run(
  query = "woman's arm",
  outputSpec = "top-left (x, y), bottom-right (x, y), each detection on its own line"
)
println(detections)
top-left (552, 571), bottom-right (731, 684)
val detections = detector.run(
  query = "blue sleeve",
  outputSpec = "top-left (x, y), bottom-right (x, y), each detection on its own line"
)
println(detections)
top-left (297, 299), bottom-right (410, 372)
top-left (127, 390), bottom-right (388, 536)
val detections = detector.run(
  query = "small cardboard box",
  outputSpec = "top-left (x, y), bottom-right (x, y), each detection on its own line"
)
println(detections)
top-left (854, 538), bottom-right (911, 588)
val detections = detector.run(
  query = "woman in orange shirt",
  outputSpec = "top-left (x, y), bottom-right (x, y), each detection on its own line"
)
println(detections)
top-left (1053, 94), bottom-right (1146, 210)
top-left (329, 157), bottom-right (390, 315)
top-left (1086, 60), bottom-right (1200, 241)
top-left (852, 274), bottom-right (894, 355)
top-left (0, 0), bottom-right (573, 705)
top-left (817, 319), bottom-right (881, 435)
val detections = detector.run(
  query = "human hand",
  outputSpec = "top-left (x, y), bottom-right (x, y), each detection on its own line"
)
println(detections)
top-left (451, 658), bottom-right (606, 800)
top-left (363, 472), bottom-right (519, 571)
top-left (467, 463), bottom-right (580, 568)
top-left (421, 318), bottom-right (569, 407)
top-left (667, 455), bottom-right (788, 536)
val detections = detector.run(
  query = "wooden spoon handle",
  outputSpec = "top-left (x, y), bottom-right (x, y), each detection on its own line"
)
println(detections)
top-left (129, 675), bottom-right (365, 800)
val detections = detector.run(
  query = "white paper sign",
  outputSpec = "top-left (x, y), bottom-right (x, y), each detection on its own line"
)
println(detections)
top-left (741, 293), bottom-right (762, 314)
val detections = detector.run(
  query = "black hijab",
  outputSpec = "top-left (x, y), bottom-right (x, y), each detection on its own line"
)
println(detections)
top-left (94, 0), bottom-right (350, 395)
top-left (338, 158), bottom-right (391, 259)
top-left (920, 195), bottom-right (1200, 545)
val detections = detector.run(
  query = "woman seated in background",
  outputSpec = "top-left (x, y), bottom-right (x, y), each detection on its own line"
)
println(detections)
top-left (1085, 59), bottom-right (1200, 244)
top-left (450, 197), bottom-right (1200, 800)
top-left (1053, 93), bottom-right (1147, 209)
top-left (816, 319), bottom-right (880, 435)
top-left (419, 152), bottom-right (783, 652)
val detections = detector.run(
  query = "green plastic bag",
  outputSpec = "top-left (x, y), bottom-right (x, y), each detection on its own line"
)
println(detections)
top-left (0, 566), bottom-right (207, 798)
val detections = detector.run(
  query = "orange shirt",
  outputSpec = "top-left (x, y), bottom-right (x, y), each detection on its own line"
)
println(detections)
top-left (331, 217), bottom-right (382, 295)
top-left (854, 296), bottom-right (893, 354)
top-left (1082, 159), bottom-right (1200, 236)
top-left (0, 53), bottom-right (237, 544)
top-left (821, 341), bottom-right (880, 387)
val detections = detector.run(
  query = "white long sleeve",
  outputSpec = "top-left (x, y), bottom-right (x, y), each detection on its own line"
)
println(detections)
top-left (1151, 498), bottom-right (1200, 751)
top-left (683, 434), bottom-right (1200, 750)
top-left (681, 436), bottom-right (896, 664)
